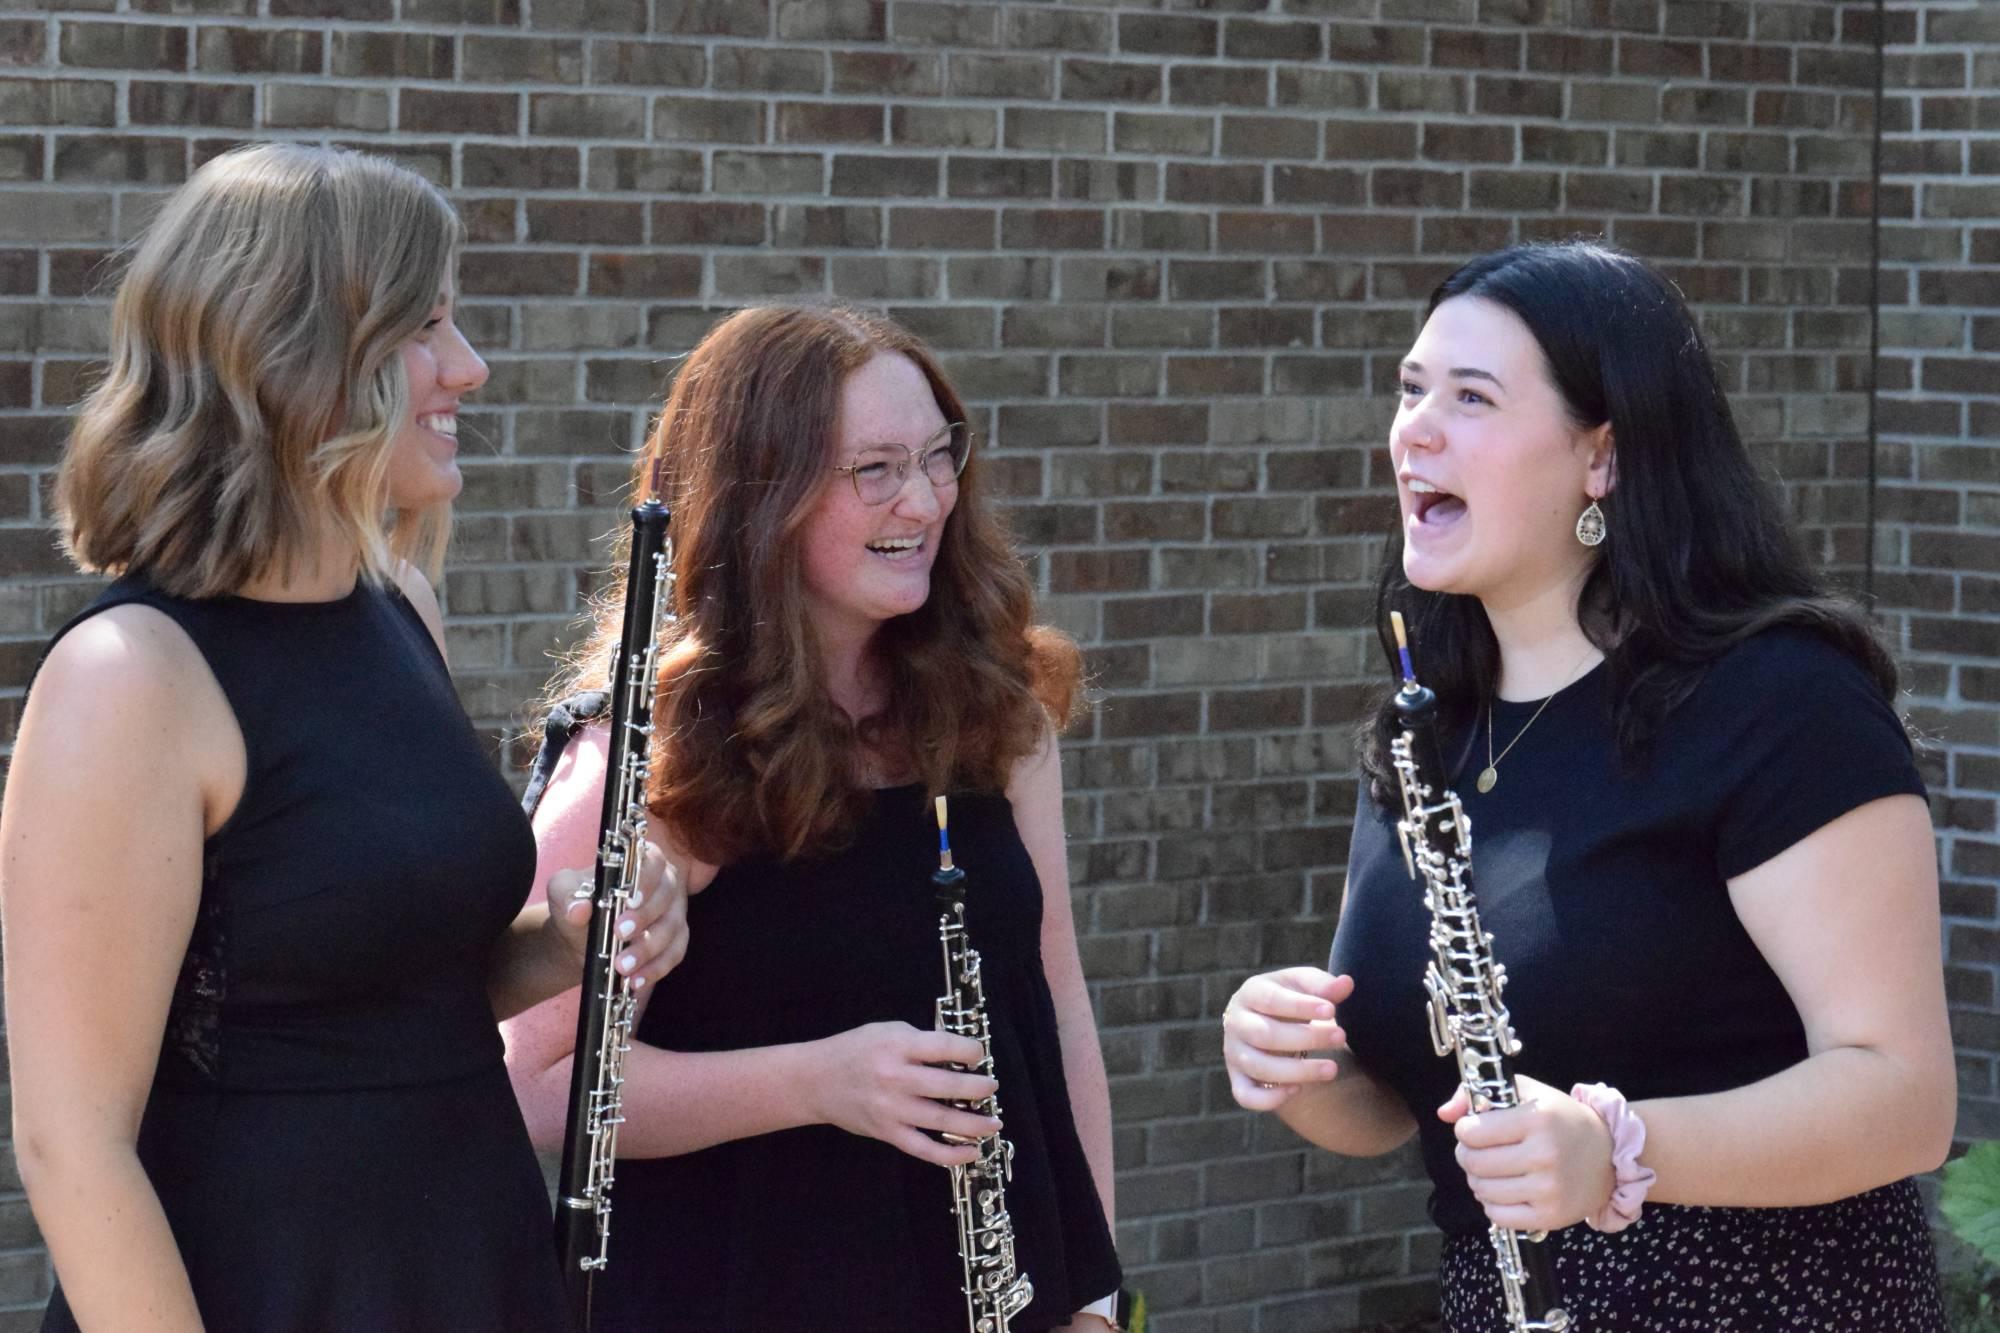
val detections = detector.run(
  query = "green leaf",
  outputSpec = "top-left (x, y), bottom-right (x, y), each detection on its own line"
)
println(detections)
top-left (1942, 1141), bottom-right (2000, 1269)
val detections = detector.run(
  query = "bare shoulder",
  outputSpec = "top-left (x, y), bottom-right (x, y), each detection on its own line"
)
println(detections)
top-left (34, 602), bottom-right (214, 718)
top-left (537, 723), bottom-right (718, 895)
top-left (16, 602), bottom-right (242, 828)
top-left (1003, 722), bottom-right (1062, 805)
top-left (390, 559), bottom-right (447, 658)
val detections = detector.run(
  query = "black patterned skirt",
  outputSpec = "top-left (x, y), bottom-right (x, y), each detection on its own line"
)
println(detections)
top-left (1439, 1178), bottom-right (1945, 1332)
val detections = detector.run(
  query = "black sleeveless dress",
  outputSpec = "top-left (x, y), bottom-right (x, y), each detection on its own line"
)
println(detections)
top-left (589, 785), bottom-right (1122, 1332)
top-left (37, 577), bottom-right (566, 1333)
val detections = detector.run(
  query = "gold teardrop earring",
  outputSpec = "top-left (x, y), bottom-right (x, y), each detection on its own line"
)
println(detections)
top-left (1576, 499), bottom-right (1606, 547)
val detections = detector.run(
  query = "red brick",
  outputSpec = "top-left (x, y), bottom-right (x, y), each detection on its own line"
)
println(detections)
top-left (949, 53), bottom-right (1053, 100)
top-left (773, 102), bottom-right (883, 147)
top-left (57, 21), bottom-right (180, 70)
top-left (776, 0), bottom-right (882, 41)
top-left (649, 201), bottom-right (765, 247)
top-left (1329, 22), bottom-right (1425, 65)
top-left (588, 39), bottom-right (705, 87)
top-left (1061, 59), bottom-right (1161, 104)
top-left (464, 144), bottom-right (581, 190)
top-left (657, 0), bottom-right (769, 37)
top-left (1166, 164), bottom-right (1263, 207)
top-left (1118, 14), bottom-right (1217, 57)
top-left (713, 46), bottom-right (825, 93)
top-left (888, 206), bottom-right (995, 249)
top-left (1169, 65), bottom-right (1269, 108)
top-left (825, 153), bottom-right (933, 198)
top-left (1431, 27), bottom-right (1521, 70)
top-left (1005, 8), bottom-right (1108, 53)
top-left (525, 200), bottom-right (643, 245)
top-left (1221, 115), bottom-right (1318, 160)
top-left (946, 155), bottom-right (1049, 199)
top-left (1225, 18), bottom-right (1323, 61)
top-left (128, 79), bottom-right (250, 128)
top-left (264, 84), bottom-right (390, 132)
top-left (401, 89), bottom-right (517, 136)
top-left (332, 31), bottom-right (453, 79)
top-left (832, 51), bottom-right (941, 97)
top-left (195, 26), bottom-right (320, 74)
top-left (52, 135), bottom-right (184, 185)
top-left (1002, 208), bottom-right (1104, 250)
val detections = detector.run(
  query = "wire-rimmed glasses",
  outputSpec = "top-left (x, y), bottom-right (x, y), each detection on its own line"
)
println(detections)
top-left (830, 422), bottom-right (973, 505)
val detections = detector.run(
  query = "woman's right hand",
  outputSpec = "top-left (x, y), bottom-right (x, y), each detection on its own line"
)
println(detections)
top-left (1222, 967), bottom-right (1350, 1112)
top-left (808, 1021), bottom-right (1002, 1166)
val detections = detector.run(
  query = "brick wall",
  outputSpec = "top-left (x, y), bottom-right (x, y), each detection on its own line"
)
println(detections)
top-left (0, 3), bottom-right (1986, 1330)
top-left (1878, 0), bottom-right (2000, 1170)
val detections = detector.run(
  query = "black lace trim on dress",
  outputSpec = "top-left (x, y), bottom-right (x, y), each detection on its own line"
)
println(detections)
top-left (165, 847), bottom-right (227, 1080)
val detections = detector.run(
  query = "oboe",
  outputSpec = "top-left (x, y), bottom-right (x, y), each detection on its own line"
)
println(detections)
top-left (932, 795), bottom-right (1034, 1333)
top-left (555, 472), bottom-right (673, 1331)
top-left (1386, 611), bottom-right (1571, 1333)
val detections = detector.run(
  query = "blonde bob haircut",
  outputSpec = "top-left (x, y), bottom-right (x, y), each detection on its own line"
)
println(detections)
top-left (56, 142), bottom-right (464, 597)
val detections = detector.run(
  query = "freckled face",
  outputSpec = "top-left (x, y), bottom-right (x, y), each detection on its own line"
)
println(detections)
top-left (1390, 296), bottom-right (1607, 611)
top-left (384, 278), bottom-right (487, 511)
top-left (798, 351), bottom-right (958, 647)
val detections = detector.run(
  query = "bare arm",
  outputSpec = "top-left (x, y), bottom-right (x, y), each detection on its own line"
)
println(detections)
top-left (1009, 732), bottom-right (1117, 1233)
top-left (1639, 793), bottom-right (1953, 1203)
top-left (1224, 967), bottom-right (1418, 1158)
top-left (501, 731), bottom-right (998, 1163)
top-left (1222, 874), bottom-right (1419, 1158)
top-left (3, 609), bottom-right (239, 1332)
top-left (1453, 795), bottom-right (1955, 1230)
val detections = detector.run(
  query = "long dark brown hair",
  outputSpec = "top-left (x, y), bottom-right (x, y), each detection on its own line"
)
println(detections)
top-left (1360, 241), bottom-right (1900, 806)
top-left (549, 304), bottom-right (1081, 865)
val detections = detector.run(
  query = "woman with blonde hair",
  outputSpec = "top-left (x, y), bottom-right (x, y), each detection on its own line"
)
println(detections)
top-left (1, 142), bottom-right (683, 1332)
top-left (504, 304), bottom-right (1124, 1331)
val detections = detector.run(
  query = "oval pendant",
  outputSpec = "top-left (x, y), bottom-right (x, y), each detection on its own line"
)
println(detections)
top-left (1476, 766), bottom-right (1498, 794)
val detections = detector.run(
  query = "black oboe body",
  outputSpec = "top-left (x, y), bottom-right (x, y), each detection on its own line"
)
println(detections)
top-left (1386, 615), bottom-right (1571, 1333)
top-left (931, 796), bottom-right (1033, 1333)
top-left (555, 490), bottom-right (672, 1331)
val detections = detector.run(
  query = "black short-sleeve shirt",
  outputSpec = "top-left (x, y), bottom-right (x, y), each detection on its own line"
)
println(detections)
top-left (1331, 627), bottom-right (1926, 1237)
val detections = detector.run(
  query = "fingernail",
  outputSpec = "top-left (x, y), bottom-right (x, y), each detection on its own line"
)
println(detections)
top-left (618, 953), bottom-right (636, 973)
top-left (631, 975), bottom-right (646, 991)
top-left (619, 919), bottom-right (636, 939)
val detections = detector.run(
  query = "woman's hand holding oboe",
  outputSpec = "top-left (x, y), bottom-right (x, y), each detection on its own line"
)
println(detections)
top-left (807, 1020), bottom-right (1002, 1167)
top-left (1441, 1074), bottom-right (1617, 1236)
top-left (542, 840), bottom-right (689, 993)
top-left (489, 839), bottom-right (688, 1022)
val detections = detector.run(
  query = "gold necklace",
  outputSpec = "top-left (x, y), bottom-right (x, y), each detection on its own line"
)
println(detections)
top-left (1475, 648), bottom-right (1598, 794)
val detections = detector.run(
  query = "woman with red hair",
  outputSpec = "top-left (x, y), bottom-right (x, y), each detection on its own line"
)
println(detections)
top-left (505, 304), bottom-right (1124, 1332)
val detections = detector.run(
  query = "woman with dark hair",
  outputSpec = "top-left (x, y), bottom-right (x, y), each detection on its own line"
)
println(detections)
top-left (0, 143), bottom-right (684, 1332)
top-left (1222, 240), bottom-right (1952, 1329)
top-left (503, 304), bottom-right (1124, 1331)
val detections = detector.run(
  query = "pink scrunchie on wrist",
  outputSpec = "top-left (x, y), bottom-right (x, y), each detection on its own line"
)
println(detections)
top-left (1570, 1081), bottom-right (1658, 1233)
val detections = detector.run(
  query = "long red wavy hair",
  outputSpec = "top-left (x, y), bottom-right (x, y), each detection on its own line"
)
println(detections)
top-left (550, 304), bottom-right (1082, 865)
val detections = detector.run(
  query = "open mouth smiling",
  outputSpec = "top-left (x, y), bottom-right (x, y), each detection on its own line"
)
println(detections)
top-left (866, 535), bottom-right (925, 560)
top-left (1407, 478), bottom-right (1466, 525)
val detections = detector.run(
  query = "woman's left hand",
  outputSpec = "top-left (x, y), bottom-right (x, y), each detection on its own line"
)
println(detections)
top-left (1440, 1074), bottom-right (1615, 1234)
top-left (542, 838), bottom-right (688, 992)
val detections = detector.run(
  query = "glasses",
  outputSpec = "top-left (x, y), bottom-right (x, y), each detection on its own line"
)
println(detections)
top-left (831, 422), bottom-right (973, 505)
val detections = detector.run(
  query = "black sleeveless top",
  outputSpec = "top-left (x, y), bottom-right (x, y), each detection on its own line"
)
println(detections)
top-left (591, 785), bottom-right (1122, 1332)
top-left (36, 576), bottom-right (566, 1332)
